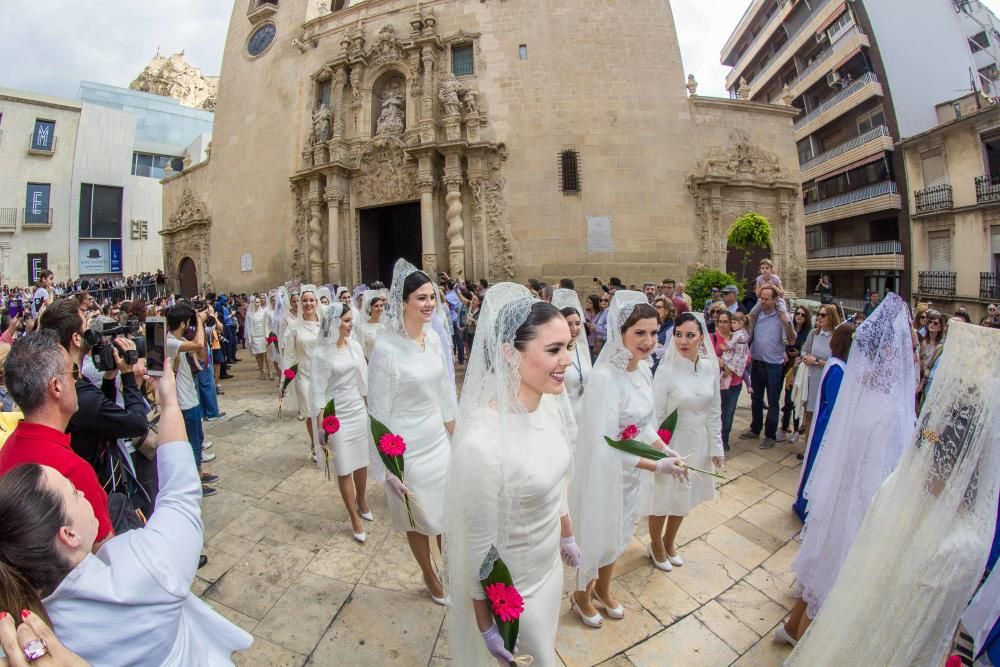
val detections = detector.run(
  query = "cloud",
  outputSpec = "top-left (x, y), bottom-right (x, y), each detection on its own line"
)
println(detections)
top-left (673, 0), bottom-right (752, 98)
top-left (0, 0), bottom-right (231, 99)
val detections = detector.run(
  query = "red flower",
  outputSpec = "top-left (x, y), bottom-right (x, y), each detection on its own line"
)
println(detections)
top-left (945, 657), bottom-right (962, 667)
top-left (322, 415), bottom-right (341, 435)
top-left (657, 429), bottom-right (673, 445)
top-left (283, 368), bottom-right (296, 380)
top-left (484, 582), bottom-right (524, 623)
top-left (378, 433), bottom-right (406, 457)
top-left (620, 424), bottom-right (639, 440)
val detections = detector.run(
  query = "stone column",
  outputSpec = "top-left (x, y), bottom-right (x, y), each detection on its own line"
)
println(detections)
top-left (308, 193), bottom-right (324, 285)
top-left (443, 175), bottom-right (465, 279)
top-left (331, 66), bottom-right (347, 140)
top-left (418, 177), bottom-right (437, 275)
top-left (421, 46), bottom-right (435, 119)
top-left (324, 186), bottom-right (344, 284)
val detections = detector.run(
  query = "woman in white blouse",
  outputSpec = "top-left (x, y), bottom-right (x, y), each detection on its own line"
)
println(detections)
top-left (445, 283), bottom-right (580, 666)
top-left (0, 363), bottom-right (251, 666)
top-left (648, 312), bottom-right (723, 570)
top-left (309, 303), bottom-right (372, 543)
top-left (282, 285), bottom-right (321, 460)
top-left (368, 260), bottom-right (456, 605)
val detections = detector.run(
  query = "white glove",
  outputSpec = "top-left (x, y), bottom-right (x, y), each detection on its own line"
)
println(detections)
top-left (384, 474), bottom-right (410, 499)
top-left (481, 623), bottom-right (514, 666)
top-left (560, 536), bottom-right (581, 568)
top-left (654, 456), bottom-right (688, 481)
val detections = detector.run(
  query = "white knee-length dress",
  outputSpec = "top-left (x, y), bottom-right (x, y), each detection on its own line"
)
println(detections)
top-left (320, 339), bottom-right (371, 477)
top-left (282, 319), bottom-right (320, 419)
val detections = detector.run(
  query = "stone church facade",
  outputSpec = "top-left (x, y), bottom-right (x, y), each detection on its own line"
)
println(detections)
top-left (162, 0), bottom-right (805, 295)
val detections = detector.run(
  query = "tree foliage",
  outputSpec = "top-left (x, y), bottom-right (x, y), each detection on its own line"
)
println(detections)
top-left (686, 268), bottom-right (744, 308)
top-left (727, 212), bottom-right (773, 250)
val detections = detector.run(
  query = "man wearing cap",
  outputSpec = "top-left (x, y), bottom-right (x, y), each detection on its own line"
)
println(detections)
top-left (721, 285), bottom-right (745, 314)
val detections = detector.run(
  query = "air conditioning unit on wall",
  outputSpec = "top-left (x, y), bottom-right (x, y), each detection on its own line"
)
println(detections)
top-left (816, 30), bottom-right (829, 43)
top-left (827, 70), bottom-right (843, 87)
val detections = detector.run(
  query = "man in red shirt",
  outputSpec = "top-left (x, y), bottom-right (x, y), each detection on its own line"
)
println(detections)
top-left (0, 330), bottom-right (113, 543)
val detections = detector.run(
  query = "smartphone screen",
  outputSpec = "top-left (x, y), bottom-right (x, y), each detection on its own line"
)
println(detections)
top-left (7, 300), bottom-right (22, 319)
top-left (145, 317), bottom-right (166, 376)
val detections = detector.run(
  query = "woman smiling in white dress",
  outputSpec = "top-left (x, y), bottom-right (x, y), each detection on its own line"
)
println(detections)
top-left (358, 289), bottom-right (387, 359)
top-left (282, 285), bottom-right (321, 460)
top-left (445, 283), bottom-right (581, 666)
top-left (368, 259), bottom-right (455, 604)
top-left (647, 312), bottom-right (723, 570)
top-left (551, 288), bottom-right (592, 419)
top-left (246, 294), bottom-right (271, 380)
top-left (310, 302), bottom-right (372, 543)
top-left (569, 291), bottom-right (687, 628)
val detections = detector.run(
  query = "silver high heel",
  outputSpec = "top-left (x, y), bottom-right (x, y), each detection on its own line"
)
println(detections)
top-left (592, 589), bottom-right (625, 620)
top-left (570, 594), bottom-right (603, 628)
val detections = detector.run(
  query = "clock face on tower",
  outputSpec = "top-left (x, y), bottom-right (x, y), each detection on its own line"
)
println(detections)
top-left (247, 23), bottom-right (276, 57)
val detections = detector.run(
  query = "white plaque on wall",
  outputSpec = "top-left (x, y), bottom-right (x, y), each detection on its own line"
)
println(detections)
top-left (587, 215), bottom-right (613, 254)
top-left (240, 253), bottom-right (253, 272)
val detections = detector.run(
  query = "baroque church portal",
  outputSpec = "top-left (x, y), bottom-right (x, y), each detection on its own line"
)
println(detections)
top-left (161, 0), bottom-right (806, 294)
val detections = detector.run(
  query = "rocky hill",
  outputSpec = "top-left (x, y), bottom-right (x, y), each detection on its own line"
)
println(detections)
top-left (130, 51), bottom-right (218, 111)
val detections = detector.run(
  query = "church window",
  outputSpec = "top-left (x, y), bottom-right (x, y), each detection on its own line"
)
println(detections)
top-left (317, 80), bottom-right (332, 108)
top-left (559, 149), bottom-right (581, 194)
top-left (519, 44), bottom-right (528, 60)
top-left (246, 22), bottom-right (277, 58)
top-left (452, 44), bottom-right (474, 77)
top-left (332, 0), bottom-right (348, 11)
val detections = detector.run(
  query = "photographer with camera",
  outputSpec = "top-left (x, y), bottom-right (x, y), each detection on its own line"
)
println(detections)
top-left (166, 301), bottom-right (219, 496)
top-left (37, 300), bottom-right (152, 526)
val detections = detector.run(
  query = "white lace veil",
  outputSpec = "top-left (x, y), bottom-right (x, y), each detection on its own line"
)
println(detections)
top-left (570, 290), bottom-right (650, 591)
top-left (383, 258), bottom-right (426, 337)
top-left (295, 284), bottom-right (318, 326)
top-left (307, 303), bottom-right (345, 416)
top-left (443, 283), bottom-right (576, 665)
top-left (788, 321), bottom-right (1000, 666)
top-left (356, 288), bottom-right (387, 354)
top-left (551, 288), bottom-right (593, 375)
top-left (653, 311), bottom-right (718, 384)
top-left (317, 286), bottom-right (332, 305)
top-left (793, 292), bottom-right (917, 617)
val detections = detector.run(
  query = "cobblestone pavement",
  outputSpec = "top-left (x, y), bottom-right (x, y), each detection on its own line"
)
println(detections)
top-left (198, 359), bottom-right (802, 667)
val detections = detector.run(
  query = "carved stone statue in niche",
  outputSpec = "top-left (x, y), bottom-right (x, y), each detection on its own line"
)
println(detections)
top-left (439, 73), bottom-right (465, 116)
top-left (375, 80), bottom-right (405, 137)
top-left (312, 104), bottom-right (331, 144)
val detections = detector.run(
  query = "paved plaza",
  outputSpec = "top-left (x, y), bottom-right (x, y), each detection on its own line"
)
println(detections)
top-left (198, 361), bottom-right (803, 667)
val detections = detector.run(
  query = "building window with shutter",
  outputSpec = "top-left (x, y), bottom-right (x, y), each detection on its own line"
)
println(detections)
top-left (452, 44), bottom-right (474, 77)
top-left (927, 230), bottom-right (952, 272)
top-left (921, 149), bottom-right (947, 188)
top-left (559, 149), bottom-right (581, 194)
top-left (992, 226), bottom-right (1000, 273)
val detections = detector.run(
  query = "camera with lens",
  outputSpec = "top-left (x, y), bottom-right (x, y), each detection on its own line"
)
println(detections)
top-left (84, 318), bottom-right (147, 372)
top-left (191, 298), bottom-right (209, 312)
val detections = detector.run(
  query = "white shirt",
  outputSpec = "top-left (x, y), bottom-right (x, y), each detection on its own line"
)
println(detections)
top-left (167, 333), bottom-right (200, 410)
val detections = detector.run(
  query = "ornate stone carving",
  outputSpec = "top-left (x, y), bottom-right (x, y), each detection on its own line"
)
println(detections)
top-left (422, 254), bottom-right (437, 275)
top-left (444, 175), bottom-right (465, 278)
top-left (290, 191), bottom-right (308, 279)
top-left (690, 130), bottom-right (788, 183)
top-left (376, 81), bottom-right (405, 137)
top-left (686, 74), bottom-right (698, 96)
top-left (484, 146), bottom-right (514, 281)
top-left (308, 195), bottom-right (324, 284)
top-left (352, 138), bottom-right (420, 207)
top-left (370, 25), bottom-right (403, 67)
top-left (737, 77), bottom-right (750, 100)
top-left (162, 188), bottom-right (213, 294)
top-left (167, 188), bottom-right (211, 231)
top-left (439, 73), bottom-right (465, 116)
top-left (312, 104), bottom-right (332, 144)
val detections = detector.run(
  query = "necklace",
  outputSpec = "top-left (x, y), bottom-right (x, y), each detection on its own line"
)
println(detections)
top-left (571, 346), bottom-right (584, 396)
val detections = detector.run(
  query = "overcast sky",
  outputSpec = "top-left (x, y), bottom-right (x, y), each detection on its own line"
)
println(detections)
top-left (1, 0), bottom-right (999, 100)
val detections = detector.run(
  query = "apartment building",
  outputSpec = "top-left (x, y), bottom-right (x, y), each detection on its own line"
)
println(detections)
top-left (900, 93), bottom-right (1000, 321)
top-left (721, 0), bottom-right (999, 306)
top-left (0, 84), bottom-right (211, 285)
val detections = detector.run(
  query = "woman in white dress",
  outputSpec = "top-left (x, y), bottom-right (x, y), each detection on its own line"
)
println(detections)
top-left (445, 283), bottom-right (581, 666)
top-left (779, 292), bottom-right (916, 645)
top-left (569, 291), bottom-right (687, 628)
top-left (647, 312), bottom-right (724, 570)
top-left (551, 288), bottom-right (592, 420)
top-left (309, 303), bottom-right (372, 543)
top-left (358, 289), bottom-right (387, 359)
top-left (282, 285), bottom-right (322, 460)
top-left (787, 321), bottom-right (1000, 665)
top-left (268, 289), bottom-right (283, 377)
top-left (368, 259), bottom-right (456, 604)
top-left (246, 294), bottom-right (271, 380)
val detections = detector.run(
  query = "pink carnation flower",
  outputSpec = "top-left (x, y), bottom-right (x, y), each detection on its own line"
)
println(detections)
top-left (620, 424), bottom-right (639, 440)
top-left (657, 428), bottom-right (673, 445)
top-left (484, 582), bottom-right (524, 623)
top-left (322, 415), bottom-right (341, 435)
top-left (283, 368), bottom-right (296, 380)
top-left (378, 433), bottom-right (406, 457)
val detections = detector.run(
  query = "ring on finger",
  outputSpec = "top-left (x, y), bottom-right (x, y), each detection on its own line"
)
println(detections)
top-left (22, 638), bottom-right (49, 661)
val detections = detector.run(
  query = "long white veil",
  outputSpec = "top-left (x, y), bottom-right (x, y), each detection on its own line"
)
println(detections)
top-left (551, 288), bottom-right (593, 379)
top-left (793, 292), bottom-right (916, 617)
top-left (443, 283), bottom-right (576, 665)
top-left (307, 303), bottom-right (345, 417)
top-left (788, 321), bottom-right (1000, 665)
top-left (569, 290), bottom-right (650, 591)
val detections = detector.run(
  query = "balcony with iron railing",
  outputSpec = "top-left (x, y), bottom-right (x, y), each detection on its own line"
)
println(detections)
top-left (807, 240), bottom-right (902, 259)
top-left (26, 133), bottom-right (57, 156)
top-left (804, 180), bottom-right (902, 227)
top-left (917, 271), bottom-right (957, 297)
top-left (982, 272), bottom-right (1000, 300)
top-left (794, 72), bottom-right (882, 140)
top-left (22, 208), bottom-right (52, 226)
top-left (0, 208), bottom-right (16, 232)
top-left (787, 25), bottom-right (871, 100)
top-left (914, 184), bottom-right (954, 214)
top-left (800, 125), bottom-right (892, 182)
top-left (725, 0), bottom-right (800, 91)
top-left (805, 180), bottom-right (898, 215)
top-left (247, 0), bottom-right (277, 23)
top-left (975, 174), bottom-right (1000, 204)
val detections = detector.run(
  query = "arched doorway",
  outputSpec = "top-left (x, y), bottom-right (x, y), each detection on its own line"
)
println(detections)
top-left (178, 257), bottom-right (198, 297)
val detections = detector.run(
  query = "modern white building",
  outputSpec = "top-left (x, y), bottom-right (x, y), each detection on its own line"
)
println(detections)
top-left (0, 83), bottom-right (212, 286)
top-left (721, 0), bottom-right (1000, 305)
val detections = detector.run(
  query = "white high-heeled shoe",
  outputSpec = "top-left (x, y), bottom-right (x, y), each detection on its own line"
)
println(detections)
top-left (591, 590), bottom-right (625, 620)
top-left (357, 505), bottom-right (374, 521)
top-left (773, 624), bottom-right (797, 646)
top-left (352, 530), bottom-right (366, 544)
top-left (570, 595), bottom-right (603, 628)
top-left (647, 543), bottom-right (673, 572)
top-left (665, 550), bottom-right (684, 567)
